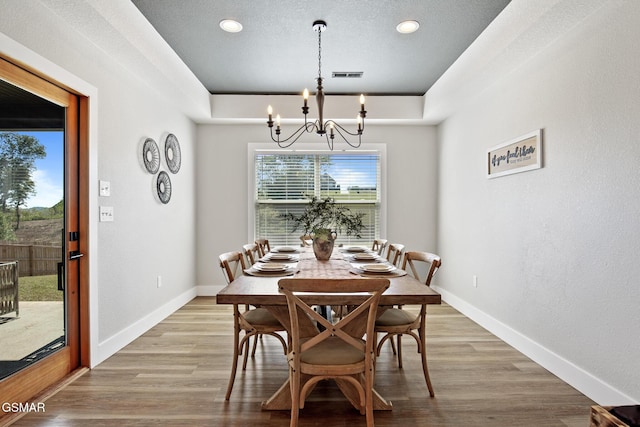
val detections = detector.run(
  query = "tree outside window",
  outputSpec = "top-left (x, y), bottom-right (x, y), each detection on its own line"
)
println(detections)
top-left (0, 132), bottom-right (46, 232)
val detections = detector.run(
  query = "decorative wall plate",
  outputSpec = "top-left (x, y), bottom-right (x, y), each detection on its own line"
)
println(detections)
top-left (165, 133), bottom-right (181, 174)
top-left (142, 138), bottom-right (160, 174)
top-left (156, 171), bottom-right (172, 204)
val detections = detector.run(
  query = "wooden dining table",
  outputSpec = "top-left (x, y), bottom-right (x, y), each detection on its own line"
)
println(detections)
top-left (215, 246), bottom-right (441, 411)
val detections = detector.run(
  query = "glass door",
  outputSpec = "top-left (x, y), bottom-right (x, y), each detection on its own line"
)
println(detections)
top-left (0, 79), bottom-right (66, 379)
top-left (0, 57), bottom-right (86, 409)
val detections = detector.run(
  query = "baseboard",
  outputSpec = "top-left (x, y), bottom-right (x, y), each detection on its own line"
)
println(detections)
top-left (432, 286), bottom-right (636, 406)
top-left (92, 288), bottom-right (197, 367)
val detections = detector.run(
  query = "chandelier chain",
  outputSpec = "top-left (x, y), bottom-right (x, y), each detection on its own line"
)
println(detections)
top-left (317, 29), bottom-right (322, 79)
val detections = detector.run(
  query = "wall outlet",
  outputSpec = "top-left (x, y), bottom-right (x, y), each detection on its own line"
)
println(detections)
top-left (157, 275), bottom-right (162, 288)
top-left (473, 275), bottom-right (478, 288)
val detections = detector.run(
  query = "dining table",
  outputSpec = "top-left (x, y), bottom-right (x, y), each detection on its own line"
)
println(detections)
top-left (215, 245), bottom-right (441, 411)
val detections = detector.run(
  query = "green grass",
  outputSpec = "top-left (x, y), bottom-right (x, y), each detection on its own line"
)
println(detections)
top-left (18, 275), bottom-right (63, 301)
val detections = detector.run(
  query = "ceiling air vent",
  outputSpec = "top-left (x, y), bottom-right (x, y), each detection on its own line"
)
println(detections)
top-left (332, 71), bottom-right (363, 78)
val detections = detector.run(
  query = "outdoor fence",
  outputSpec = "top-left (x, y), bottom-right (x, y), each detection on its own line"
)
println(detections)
top-left (0, 244), bottom-right (61, 277)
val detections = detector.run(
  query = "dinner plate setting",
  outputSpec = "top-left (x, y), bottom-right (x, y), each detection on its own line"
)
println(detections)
top-left (260, 253), bottom-right (299, 262)
top-left (349, 262), bottom-right (407, 277)
top-left (342, 246), bottom-right (369, 253)
top-left (348, 252), bottom-right (382, 262)
top-left (359, 263), bottom-right (395, 273)
top-left (245, 262), bottom-right (299, 276)
top-left (255, 262), bottom-right (288, 271)
top-left (271, 246), bottom-right (300, 254)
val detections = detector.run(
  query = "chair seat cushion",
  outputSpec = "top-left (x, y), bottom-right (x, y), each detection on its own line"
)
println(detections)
top-left (375, 308), bottom-right (417, 327)
top-left (300, 336), bottom-right (365, 365)
top-left (243, 307), bottom-right (282, 327)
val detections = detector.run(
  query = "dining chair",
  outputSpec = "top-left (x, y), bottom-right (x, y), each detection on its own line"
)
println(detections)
top-left (255, 238), bottom-right (271, 257)
top-left (371, 238), bottom-right (388, 256)
top-left (385, 243), bottom-right (405, 267)
top-left (242, 243), bottom-right (261, 265)
top-left (299, 234), bottom-right (313, 247)
top-left (375, 251), bottom-right (441, 397)
top-left (278, 277), bottom-right (390, 427)
top-left (377, 243), bottom-right (405, 356)
top-left (241, 243), bottom-right (274, 355)
top-left (219, 251), bottom-right (288, 400)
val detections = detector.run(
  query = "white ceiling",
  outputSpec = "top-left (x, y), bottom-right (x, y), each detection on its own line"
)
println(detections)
top-left (130, 0), bottom-right (511, 96)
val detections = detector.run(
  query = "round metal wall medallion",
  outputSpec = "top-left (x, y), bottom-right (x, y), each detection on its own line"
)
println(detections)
top-left (142, 138), bottom-right (160, 174)
top-left (165, 133), bottom-right (181, 174)
top-left (156, 171), bottom-right (172, 204)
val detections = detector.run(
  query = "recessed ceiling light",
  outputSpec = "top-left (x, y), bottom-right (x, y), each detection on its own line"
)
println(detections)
top-left (220, 19), bottom-right (243, 33)
top-left (396, 20), bottom-right (420, 34)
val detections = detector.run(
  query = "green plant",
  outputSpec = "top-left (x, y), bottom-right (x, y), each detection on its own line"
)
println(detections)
top-left (280, 196), bottom-right (365, 239)
top-left (0, 212), bottom-right (15, 240)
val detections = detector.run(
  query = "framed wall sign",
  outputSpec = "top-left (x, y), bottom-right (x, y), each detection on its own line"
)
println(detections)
top-left (487, 129), bottom-right (542, 178)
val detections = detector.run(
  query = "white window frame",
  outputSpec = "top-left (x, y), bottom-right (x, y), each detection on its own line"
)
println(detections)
top-left (248, 142), bottom-right (387, 244)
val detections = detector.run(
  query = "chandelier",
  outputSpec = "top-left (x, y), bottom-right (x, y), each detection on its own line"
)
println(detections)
top-left (266, 20), bottom-right (366, 150)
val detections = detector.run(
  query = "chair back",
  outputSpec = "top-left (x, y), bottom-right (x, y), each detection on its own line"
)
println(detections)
top-left (401, 251), bottom-right (441, 286)
top-left (371, 239), bottom-right (388, 256)
top-left (278, 278), bottom-right (389, 361)
top-left (386, 243), bottom-right (405, 267)
top-left (0, 261), bottom-right (19, 316)
top-left (299, 235), bottom-right (313, 247)
top-left (242, 243), bottom-right (261, 265)
top-left (255, 238), bottom-right (271, 257)
top-left (219, 251), bottom-right (246, 284)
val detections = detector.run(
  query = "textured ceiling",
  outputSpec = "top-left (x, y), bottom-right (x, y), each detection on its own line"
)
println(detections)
top-left (131, 0), bottom-right (511, 96)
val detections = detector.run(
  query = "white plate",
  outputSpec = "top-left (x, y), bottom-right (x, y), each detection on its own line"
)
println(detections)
top-left (274, 246), bottom-right (297, 253)
top-left (360, 264), bottom-right (394, 273)
top-left (353, 253), bottom-right (377, 260)
top-left (345, 246), bottom-right (367, 253)
top-left (254, 263), bottom-right (288, 272)
top-left (268, 253), bottom-right (293, 260)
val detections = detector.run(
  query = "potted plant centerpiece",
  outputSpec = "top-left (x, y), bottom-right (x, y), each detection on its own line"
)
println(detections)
top-left (281, 196), bottom-right (365, 260)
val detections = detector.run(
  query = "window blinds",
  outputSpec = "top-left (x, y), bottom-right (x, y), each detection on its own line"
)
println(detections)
top-left (254, 152), bottom-right (381, 247)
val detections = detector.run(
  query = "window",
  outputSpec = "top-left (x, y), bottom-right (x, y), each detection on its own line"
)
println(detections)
top-left (250, 144), bottom-right (386, 247)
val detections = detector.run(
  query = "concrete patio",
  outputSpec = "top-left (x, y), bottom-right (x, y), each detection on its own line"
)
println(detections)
top-left (0, 301), bottom-right (64, 361)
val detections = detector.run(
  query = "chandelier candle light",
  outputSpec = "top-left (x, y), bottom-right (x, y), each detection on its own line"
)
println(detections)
top-left (266, 20), bottom-right (367, 150)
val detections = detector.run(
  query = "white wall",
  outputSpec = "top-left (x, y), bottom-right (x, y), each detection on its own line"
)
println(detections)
top-left (0, 0), bottom-right (209, 365)
top-left (195, 123), bottom-right (437, 293)
top-left (434, 1), bottom-right (640, 403)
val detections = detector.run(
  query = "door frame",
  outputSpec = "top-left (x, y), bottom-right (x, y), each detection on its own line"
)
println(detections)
top-left (0, 55), bottom-right (90, 408)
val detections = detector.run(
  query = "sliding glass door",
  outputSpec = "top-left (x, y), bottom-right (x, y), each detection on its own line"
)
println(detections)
top-left (0, 80), bottom-right (66, 380)
top-left (0, 56), bottom-right (88, 411)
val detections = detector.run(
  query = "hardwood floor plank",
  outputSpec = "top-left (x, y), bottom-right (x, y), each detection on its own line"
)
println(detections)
top-left (7, 298), bottom-right (594, 426)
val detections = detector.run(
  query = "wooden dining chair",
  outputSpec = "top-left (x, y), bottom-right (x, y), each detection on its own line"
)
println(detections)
top-left (278, 278), bottom-right (390, 427)
top-left (242, 243), bottom-right (261, 265)
top-left (219, 251), bottom-right (288, 400)
top-left (385, 243), bottom-right (405, 267)
top-left (375, 251), bottom-right (441, 397)
top-left (371, 238), bottom-right (388, 256)
top-left (299, 234), bottom-right (313, 247)
top-left (243, 242), bottom-right (284, 355)
top-left (255, 238), bottom-right (271, 257)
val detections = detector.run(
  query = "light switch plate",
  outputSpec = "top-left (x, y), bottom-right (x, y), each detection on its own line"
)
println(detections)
top-left (99, 206), bottom-right (114, 222)
top-left (99, 180), bottom-right (111, 197)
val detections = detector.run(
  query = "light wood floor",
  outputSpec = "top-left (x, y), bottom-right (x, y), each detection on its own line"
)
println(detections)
top-left (9, 298), bottom-right (594, 426)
